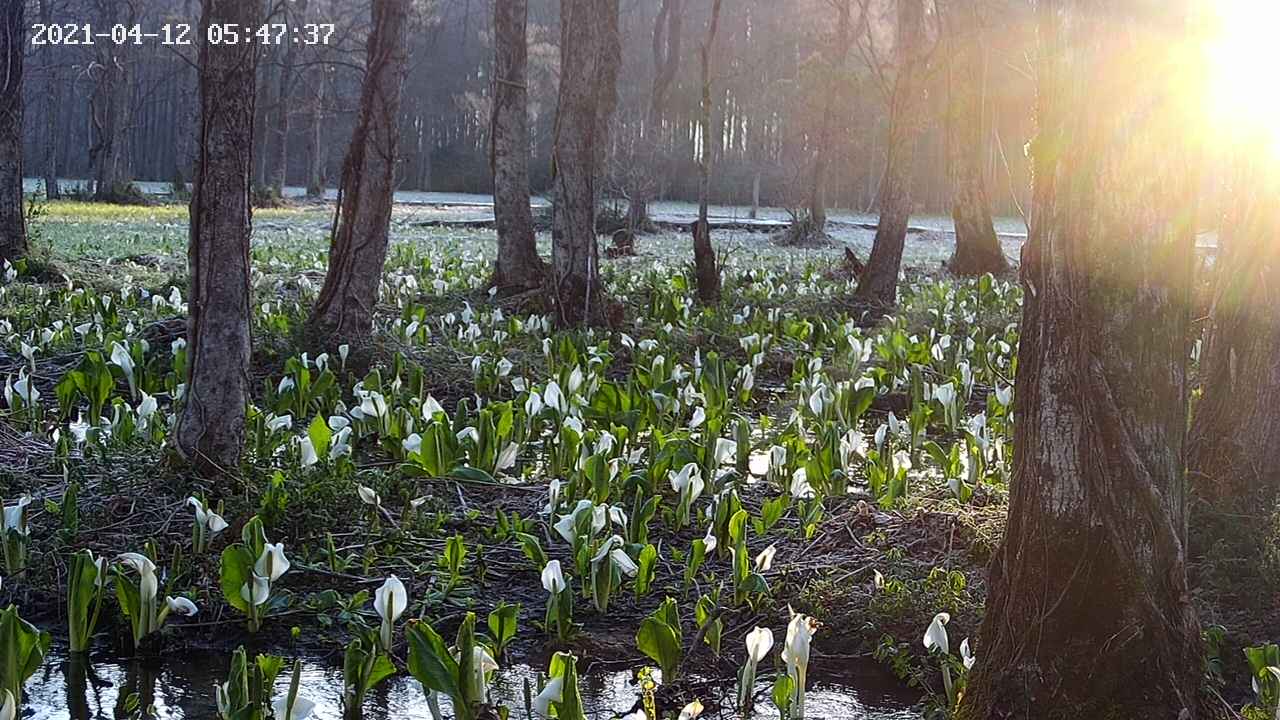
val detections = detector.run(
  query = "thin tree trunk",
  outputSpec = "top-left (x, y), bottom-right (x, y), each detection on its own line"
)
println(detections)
top-left (305, 63), bottom-right (326, 198)
top-left (750, 171), bottom-right (760, 219)
top-left (38, 0), bottom-right (60, 200)
top-left (176, 0), bottom-right (261, 476)
top-left (692, 0), bottom-right (723, 304)
top-left (807, 1), bottom-right (852, 234)
top-left (550, 0), bottom-right (620, 327)
top-left (490, 0), bottom-right (545, 294)
top-left (0, 0), bottom-right (25, 265)
top-left (956, 2), bottom-right (1202, 717)
top-left (627, 0), bottom-right (682, 233)
top-left (1187, 159), bottom-right (1280, 513)
top-left (268, 0), bottom-right (303, 196)
top-left (309, 0), bottom-right (411, 351)
top-left (945, 3), bottom-right (1008, 277)
top-left (855, 0), bottom-right (926, 306)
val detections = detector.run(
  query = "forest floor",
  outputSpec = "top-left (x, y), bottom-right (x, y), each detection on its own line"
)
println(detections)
top-left (0, 199), bottom-right (1271, 719)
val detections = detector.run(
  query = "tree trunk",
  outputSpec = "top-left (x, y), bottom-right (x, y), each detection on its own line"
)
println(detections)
top-left (176, 0), bottom-right (261, 476)
top-left (490, 0), bottom-right (545, 294)
top-left (956, 2), bottom-right (1202, 718)
top-left (309, 0), bottom-right (411, 351)
top-left (0, 0), bottom-right (25, 265)
top-left (90, 1), bottom-right (133, 201)
top-left (39, 0), bottom-right (60, 201)
top-left (305, 64), bottom-right (326, 198)
top-left (806, 1), bottom-right (852, 235)
top-left (692, 0), bottom-right (723, 304)
top-left (945, 3), bottom-right (1008, 277)
top-left (268, 1), bottom-right (303, 197)
top-left (1187, 159), bottom-right (1280, 513)
top-left (854, 0), bottom-right (925, 307)
top-left (627, 0), bottom-right (682, 233)
top-left (550, 0), bottom-right (620, 327)
top-left (750, 171), bottom-right (760, 220)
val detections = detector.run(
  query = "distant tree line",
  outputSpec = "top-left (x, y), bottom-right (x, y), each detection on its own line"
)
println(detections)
top-left (18, 0), bottom-right (1038, 216)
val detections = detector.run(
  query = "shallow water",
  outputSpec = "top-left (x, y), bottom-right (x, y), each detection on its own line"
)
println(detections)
top-left (24, 646), bottom-right (920, 720)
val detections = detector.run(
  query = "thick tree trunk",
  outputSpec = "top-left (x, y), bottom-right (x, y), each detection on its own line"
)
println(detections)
top-left (855, 0), bottom-right (925, 306)
top-left (692, 0), bottom-right (723, 304)
top-left (176, 0), bottom-right (261, 476)
top-left (490, 0), bottom-right (545, 294)
top-left (945, 3), bottom-right (1008, 277)
top-left (956, 2), bottom-right (1202, 718)
top-left (626, 0), bottom-right (682, 233)
top-left (550, 0), bottom-right (620, 327)
top-left (309, 0), bottom-right (410, 351)
top-left (90, 2), bottom-right (133, 200)
top-left (1187, 160), bottom-right (1280, 512)
top-left (39, 0), bottom-right (60, 200)
top-left (0, 0), bottom-right (25, 265)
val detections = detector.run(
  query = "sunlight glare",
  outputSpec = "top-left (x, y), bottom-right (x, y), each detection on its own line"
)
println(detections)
top-left (1207, 0), bottom-right (1280, 155)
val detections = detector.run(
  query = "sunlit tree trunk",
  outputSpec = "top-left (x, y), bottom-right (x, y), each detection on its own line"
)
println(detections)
top-left (956, 2), bottom-right (1203, 717)
top-left (692, 0), bottom-right (723, 303)
top-left (310, 0), bottom-right (411, 351)
top-left (176, 0), bottom-right (260, 475)
top-left (945, 2), bottom-right (1008, 277)
top-left (627, 0), bottom-right (682, 233)
top-left (490, 0), bottom-right (545, 293)
top-left (0, 0), bottom-right (25, 265)
top-left (550, 0), bottom-right (620, 327)
top-left (1187, 160), bottom-right (1280, 512)
top-left (855, 0), bottom-right (925, 306)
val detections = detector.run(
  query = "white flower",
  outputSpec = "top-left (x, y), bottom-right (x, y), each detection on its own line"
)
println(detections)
top-left (241, 573), bottom-right (271, 606)
top-left (923, 612), bottom-right (951, 654)
top-left (532, 675), bottom-right (564, 717)
top-left (277, 376), bottom-right (296, 395)
top-left (960, 637), bottom-right (976, 670)
top-left (272, 694), bottom-right (317, 720)
top-left (496, 442), bottom-right (520, 471)
top-left (330, 426), bottom-right (352, 459)
top-left (702, 525), bottom-right (718, 554)
top-left (678, 700), bottom-right (704, 720)
top-left (299, 437), bottom-right (318, 468)
top-left (995, 385), bottom-right (1013, 406)
top-left (755, 544), bottom-right (777, 572)
top-left (554, 499), bottom-right (602, 544)
top-left (357, 485), bottom-right (382, 508)
top-left (543, 381), bottom-right (567, 414)
top-left (423, 395), bottom-right (446, 418)
top-left (713, 438), bottom-right (737, 466)
top-left (255, 543), bottom-right (290, 582)
top-left (746, 626), bottom-right (774, 663)
top-left (789, 468), bottom-right (815, 499)
top-left (110, 341), bottom-right (136, 397)
top-left (689, 406), bottom-right (706, 429)
top-left (164, 596), bottom-right (199, 616)
top-left (668, 462), bottom-right (705, 502)
top-left (893, 450), bottom-right (912, 473)
top-left (374, 575), bottom-right (408, 650)
top-left (541, 560), bottom-right (566, 594)
top-left (188, 497), bottom-right (229, 534)
top-left (403, 433), bottom-right (423, 455)
top-left (0, 689), bottom-right (14, 720)
top-left (2, 495), bottom-right (33, 535)
top-left (266, 414), bottom-right (293, 432)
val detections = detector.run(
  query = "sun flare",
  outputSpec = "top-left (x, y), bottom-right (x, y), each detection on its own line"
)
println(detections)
top-left (1207, 0), bottom-right (1280, 153)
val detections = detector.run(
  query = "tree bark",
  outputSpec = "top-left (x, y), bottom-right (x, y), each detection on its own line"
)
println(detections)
top-left (956, 2), bottom-right (1203, 718)
top-left (90, 0), bottom-right (133, 200)
top-left (627, 0), bottom-right (682, 233)
top-left (0, 0), bottom-right (25, 265)
top-left (176, 0), bottom-right (261, 476)
top-left (490, 0), bottom-right (545, 294)
top-left (304, 63), bottom-right (327, 198)
top-left (1187, 159), bottom-right (1280, 512)
top-left (309, 0), bottom-right (411, 350)
top-left (550, 0), bottom-right (620, 327)
top-left (692, 0), bottom-right (723, 304)
top-left (944, 1), bottom-right (1008, 277)
top-left (806, 0), bottom-right (853, 234)
top-left (267, 0), bottom-right (304, 196)
top-left (855, 0), bottom-right (926, 307)
top-left (38, 0), bottom-right (60, 201)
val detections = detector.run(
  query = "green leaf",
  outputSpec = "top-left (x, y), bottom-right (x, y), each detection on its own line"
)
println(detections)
top-left (220, 545), bottom-right (256, 613)
top-left (406, 621), bottom-right (463, 701)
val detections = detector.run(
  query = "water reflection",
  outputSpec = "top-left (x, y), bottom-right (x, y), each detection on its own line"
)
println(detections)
top-left (25, 647), bottom-right (919, 720)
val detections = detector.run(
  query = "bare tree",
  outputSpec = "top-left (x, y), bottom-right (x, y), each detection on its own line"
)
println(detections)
top-left (0, 0), bottom-right (24, 265)
top-left (550, 0), bottom-right (621, 327)
top-left (627, 0), bottom-right (683, 233)
top-left (692, 0), bottom-right (724, 303)
top-left (855, 0), bottom-right (926, 306)
top-left (38, 0), bottom-right (61, 200)
top-left (942, 0), bottom-right (1008, 276)
top-left (310, 0), bottom-right (412, 351)
top-left (956, 1), bottom-right (1203, 716)
top-left (806, 0), bottom-right (854, 235)
top-left (90, 0), bottom-right (136, 200)
top-left (490, 0), bottom-right (546, 294)
top-left (266, 0), bottom-right (305, 196)
top-left (176, 0), bottom-right (261, 475)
